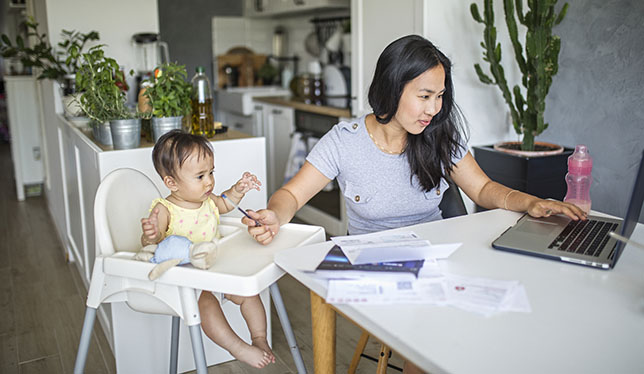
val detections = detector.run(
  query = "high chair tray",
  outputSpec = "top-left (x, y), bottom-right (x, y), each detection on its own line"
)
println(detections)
top-left (101, 217), bottom-right (325, 296)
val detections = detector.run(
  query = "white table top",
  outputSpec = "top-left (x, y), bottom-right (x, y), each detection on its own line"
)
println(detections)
top-left (274, 209), bottom-right (644, 374)
top-left (105, 217), bottom-right (326, 296)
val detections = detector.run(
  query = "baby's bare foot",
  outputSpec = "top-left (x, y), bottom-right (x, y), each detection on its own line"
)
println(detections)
top-left (252, 337), bottom-right (275, 364)
top-left (230, 342), bottom-right (272, 368)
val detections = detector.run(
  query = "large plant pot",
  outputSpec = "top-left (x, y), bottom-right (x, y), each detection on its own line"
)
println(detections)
top-left (91, 120), bottom-right (112, 146)
top-left (110, 118), bottom-right (141, 150)
top-left (151, 116), bottom-right (183, 143)
top-left (473, 144), bottom-right (574, 210)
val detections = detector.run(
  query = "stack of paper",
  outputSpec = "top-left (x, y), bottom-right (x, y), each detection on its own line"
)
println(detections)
top-left (325, 274), bottom-right (531, 317)
top-left (313, 231), bottom-right (531, 316)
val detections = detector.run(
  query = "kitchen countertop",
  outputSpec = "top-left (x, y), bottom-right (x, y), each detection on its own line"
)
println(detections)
top-left (71, 122), bottom-right (252, 152)
top-left (254, 96), bottom-right (352, 118)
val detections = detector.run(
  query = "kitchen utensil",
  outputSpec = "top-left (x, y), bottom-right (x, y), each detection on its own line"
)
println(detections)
top-left (132, 33), bottom-right (169, 74)
top-left (290, 74), bottom-right (324, 105)
top-left (273, 26), bottom-right (287, 57)
top-left (325, 27), bottom-right (343, 53)
top-left (304, 31), bottom-right (321, 57)
top-left (323, 64), bottom-right (349, 107)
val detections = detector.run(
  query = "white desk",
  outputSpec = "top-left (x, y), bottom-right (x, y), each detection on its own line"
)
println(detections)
top-left (274, 209), bottom-right (644, 374)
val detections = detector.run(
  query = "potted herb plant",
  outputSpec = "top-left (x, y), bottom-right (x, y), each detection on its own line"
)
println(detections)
top-left (0, 18), bottom-right (99, 116)
top-left (140, 62), bottom-right (192, 142)
top-left (75, 45), bottom-right (140, 149)
top-left (470, 0), bottom-right (573, 203)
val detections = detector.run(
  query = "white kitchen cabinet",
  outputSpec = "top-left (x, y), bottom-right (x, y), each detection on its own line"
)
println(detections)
top-left (244, 0), bottom-right (349, 17)
top-left (350, 0), bottom-right (425, 117)
top-left (262, 103), bottom-right (294, 195)
top-left (4, 76), bottom-right (44, 200)
top-left (220, 110), bottom-right (255, 135)
top-left (252, 103), bottom-right (265, 137)
top-left (219, 103), bottom-right (265, 137)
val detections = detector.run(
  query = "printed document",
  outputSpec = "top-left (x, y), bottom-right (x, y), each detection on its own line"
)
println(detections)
top-left (331, 230), bottom-right (461, 264)
top-left (326, 278), bottom-right (448, 305)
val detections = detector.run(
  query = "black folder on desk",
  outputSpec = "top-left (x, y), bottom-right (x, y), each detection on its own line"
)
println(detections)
top-left (313, 245), bottom-right (424, 280)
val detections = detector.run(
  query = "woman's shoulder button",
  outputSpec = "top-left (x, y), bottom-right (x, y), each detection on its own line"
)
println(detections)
top-left (354, 195), bottom-right (361, 202)
top-left (352, 123), bottom-right (358, 130)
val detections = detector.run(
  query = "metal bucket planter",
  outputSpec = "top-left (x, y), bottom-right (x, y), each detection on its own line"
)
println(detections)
top-left (91, 120), bottom-right (113, 146)
top-left (151, 116), bottom-right (183, 143)
top-left (110, 118), bottom-right (141, 150)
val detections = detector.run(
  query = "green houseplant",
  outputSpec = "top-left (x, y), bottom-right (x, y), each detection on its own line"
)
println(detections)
top-left (75, 45), bottom-right (140, 149)
top-left (471, 0), bottom-right (568, 152)
top-left (0, 18), bottom-right (99, 117)
top-left (470, 0), bottom-right (573, 206)
top-left (0, 18), bottom-right (99, 86)
top-left (141, 62), bottom-right (192, 142)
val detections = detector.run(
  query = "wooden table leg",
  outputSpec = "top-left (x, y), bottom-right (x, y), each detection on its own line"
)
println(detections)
top-left (310, 290), bottom-right (335, 374)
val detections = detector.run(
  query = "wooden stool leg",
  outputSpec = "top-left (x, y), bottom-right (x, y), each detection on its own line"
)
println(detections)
top-left (349, 330), bottom-right (370, 374)
top-left (311, 290), bottom-right (336, 374)
top-left (376, 344), bottom-right (392, 374)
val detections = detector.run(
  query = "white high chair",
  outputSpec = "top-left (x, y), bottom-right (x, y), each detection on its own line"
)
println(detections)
top-left (73, 168), bottom-right (325, 373)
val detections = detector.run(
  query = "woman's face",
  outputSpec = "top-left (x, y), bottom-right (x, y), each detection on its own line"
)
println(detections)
top-left (392, 64), bottom-right (446, 135)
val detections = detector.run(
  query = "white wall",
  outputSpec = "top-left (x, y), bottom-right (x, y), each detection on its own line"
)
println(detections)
top-left (423, 0), bottom-right (520, 147)
top-left (44, 0), bottom-right (159, 74)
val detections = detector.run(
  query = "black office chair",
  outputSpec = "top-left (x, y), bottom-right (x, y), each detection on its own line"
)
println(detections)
top-left (439, 177), bottom-right (468, 218)
top-left (349, 179), bottom-right (467, 373)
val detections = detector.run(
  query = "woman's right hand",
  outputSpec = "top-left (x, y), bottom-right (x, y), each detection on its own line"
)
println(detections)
top-left (243, 209), bottom-right (280, 245)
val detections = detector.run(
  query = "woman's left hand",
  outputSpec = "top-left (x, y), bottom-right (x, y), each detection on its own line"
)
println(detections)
top-left (526, 199), bottom-right (587, 221)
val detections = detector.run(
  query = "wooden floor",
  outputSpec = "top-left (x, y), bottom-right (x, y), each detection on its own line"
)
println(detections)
top-left (0, 142), bottom-right (405, 373)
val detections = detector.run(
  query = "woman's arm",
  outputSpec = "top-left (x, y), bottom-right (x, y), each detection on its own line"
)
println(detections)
top-left (243, 161), bottom-right (332, 244)
top-left (450, 152), bottom-right (586, 220)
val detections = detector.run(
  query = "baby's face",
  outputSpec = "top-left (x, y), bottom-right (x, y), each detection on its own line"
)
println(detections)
top-left (172, 152), bottom-right (215, 204)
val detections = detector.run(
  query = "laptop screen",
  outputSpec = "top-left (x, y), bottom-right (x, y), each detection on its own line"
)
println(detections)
top-left (614, 150), bottom-right (644, 261)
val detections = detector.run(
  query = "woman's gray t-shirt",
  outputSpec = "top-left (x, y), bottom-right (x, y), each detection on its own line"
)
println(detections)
top-left (306, 115), bottom-right (467, 235)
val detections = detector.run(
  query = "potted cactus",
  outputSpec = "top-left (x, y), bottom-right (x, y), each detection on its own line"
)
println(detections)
top-left (470, 0), bottom-right (573, 205)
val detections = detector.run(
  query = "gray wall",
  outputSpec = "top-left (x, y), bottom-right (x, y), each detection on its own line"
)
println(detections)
top-left (542, 0), bottom-right (644, 222)
top-left (157, 0), bottom-right (242, 84)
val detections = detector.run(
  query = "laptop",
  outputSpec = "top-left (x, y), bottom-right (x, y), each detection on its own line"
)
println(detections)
top-left (492, 150), bottom-right (644, 269)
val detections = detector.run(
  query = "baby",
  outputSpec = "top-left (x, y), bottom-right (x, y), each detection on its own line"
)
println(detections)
top-left (140, 130), bottom-right (274, 368)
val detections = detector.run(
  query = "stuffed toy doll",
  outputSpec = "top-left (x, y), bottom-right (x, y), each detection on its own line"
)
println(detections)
top-left (134, 235), bottom-right (219, 280)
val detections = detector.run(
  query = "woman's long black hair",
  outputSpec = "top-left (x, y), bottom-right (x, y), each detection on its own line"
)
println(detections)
top-left (368, 35), bottom-right (468, 192)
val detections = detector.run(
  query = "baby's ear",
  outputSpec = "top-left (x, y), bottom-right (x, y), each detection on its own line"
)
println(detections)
top-left (164, 175), bottom-right (178, 191)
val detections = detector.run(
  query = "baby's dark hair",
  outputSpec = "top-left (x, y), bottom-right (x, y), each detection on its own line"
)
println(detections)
top-left (152, 130), bottom-right (214, 179)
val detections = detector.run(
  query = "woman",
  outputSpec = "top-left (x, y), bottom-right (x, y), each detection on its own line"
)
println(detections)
top-left (243, 34), bottom-right (585, 373)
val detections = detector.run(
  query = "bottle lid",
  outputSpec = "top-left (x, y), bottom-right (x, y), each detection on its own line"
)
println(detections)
top-left (568, 144), bottom-right (593, 175)
top-left (196, 66), bottom-right (205, 73)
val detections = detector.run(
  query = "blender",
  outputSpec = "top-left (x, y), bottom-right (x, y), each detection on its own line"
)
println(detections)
top-left (132, 33), bottom-right (170, 102)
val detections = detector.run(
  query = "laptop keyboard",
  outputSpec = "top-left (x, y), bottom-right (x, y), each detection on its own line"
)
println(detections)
top-left (548, 219), bottom-right (619, 256)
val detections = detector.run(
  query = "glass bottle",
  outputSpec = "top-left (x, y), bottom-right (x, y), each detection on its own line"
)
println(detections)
top-left (190, 66), bottom-right (214, 137)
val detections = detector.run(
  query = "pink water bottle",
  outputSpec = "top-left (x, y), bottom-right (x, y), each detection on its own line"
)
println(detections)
top-left (564, 145), bottom-right (593, 213)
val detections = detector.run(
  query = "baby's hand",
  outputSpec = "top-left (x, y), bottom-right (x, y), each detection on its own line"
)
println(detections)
top-left (141, 207), bottom-right (162, 244)
top-left (234, 172), bottom-right (261, 194)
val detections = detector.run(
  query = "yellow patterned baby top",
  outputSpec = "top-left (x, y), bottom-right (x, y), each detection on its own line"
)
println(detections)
top-left (150, 197), bottom-right (221, 243)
